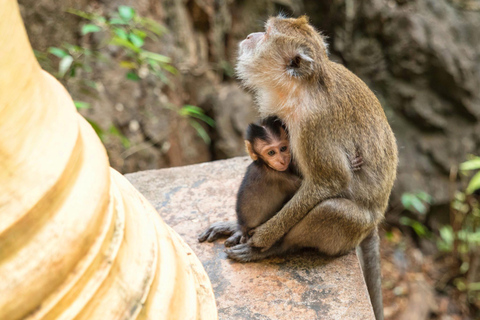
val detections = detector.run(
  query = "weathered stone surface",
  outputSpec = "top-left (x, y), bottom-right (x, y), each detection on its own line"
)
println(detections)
top-left (126, 157), bottom-right (375, 320)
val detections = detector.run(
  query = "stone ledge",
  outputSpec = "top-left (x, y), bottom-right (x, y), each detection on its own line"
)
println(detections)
top-left (126, 157), bottom-right (375, 320)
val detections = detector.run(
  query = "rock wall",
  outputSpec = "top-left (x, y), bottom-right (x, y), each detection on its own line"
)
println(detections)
top-left (19, 0), bottom-right (480, 204)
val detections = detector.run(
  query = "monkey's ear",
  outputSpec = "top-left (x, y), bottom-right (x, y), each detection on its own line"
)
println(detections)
top-left (286, 47), bottom-right (314, 79)
top-left (245, 140), bottom-right (258, 161)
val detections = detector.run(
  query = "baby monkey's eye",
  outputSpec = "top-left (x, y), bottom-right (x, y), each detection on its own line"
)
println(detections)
top-left (280, 146), bottom-right (287, 152)
top-left (268, 150), bottom-right (276, 156)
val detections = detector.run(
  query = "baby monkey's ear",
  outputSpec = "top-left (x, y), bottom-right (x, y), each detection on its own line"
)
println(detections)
top-left (245, 140), bottom-right (258, 161)
top-left (286, 45), bottom-right (315, 79)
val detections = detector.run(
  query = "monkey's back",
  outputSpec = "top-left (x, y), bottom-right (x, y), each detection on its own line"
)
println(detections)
top-left (334, 62), bottom-right (397, 214)
top-left (299, 61), bottom-right (398, 220)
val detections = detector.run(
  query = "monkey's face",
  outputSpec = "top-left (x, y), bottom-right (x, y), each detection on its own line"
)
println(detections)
top-left (236, 15), bottom-right (328, 92)
top-left (256, 130), bottom-right (291, 172)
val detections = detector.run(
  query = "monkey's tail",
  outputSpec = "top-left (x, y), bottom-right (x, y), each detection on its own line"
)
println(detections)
top-left (359, 228), bottom-right (384, 320)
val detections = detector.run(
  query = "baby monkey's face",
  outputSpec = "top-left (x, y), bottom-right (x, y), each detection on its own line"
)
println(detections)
top-left (256, 129), bottom-right (291, 172)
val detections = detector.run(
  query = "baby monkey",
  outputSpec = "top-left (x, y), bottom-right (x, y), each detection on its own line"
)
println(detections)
top-left (224, 116), bottom-right (301, 247)
top-left (223, 117), bottom-right (363, 247)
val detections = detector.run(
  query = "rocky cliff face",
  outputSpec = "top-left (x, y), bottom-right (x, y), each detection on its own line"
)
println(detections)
top-left (19, 0), bottom-right (480, 205)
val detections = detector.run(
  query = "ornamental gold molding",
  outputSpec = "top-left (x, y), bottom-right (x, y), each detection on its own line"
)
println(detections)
top-left (0, 1), bottom-right (217, 319)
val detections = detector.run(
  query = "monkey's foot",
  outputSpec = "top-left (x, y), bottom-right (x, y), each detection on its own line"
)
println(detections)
top-left (198, 221), bottom-right (238, 243)
top-left (225, 244), bottom-right (261, 262)
top-left (225, 243), bottom-right (282, 262)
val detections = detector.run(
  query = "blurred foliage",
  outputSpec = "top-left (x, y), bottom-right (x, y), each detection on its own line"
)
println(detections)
top-left (400, 191), bottom-right (433, 238)
top-left (400, 155), bottom-right (480, 305)
top-left (35, 5), bottom-right (214, 147)
top-left (447, 156), bottom-right (480, 303)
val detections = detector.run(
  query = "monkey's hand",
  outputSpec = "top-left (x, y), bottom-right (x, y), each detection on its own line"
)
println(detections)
top-left (225, 243), bottom-right (264, 262)
top-left (247, 221), bottom-right (280, 251)
top-left (198, 221), bottom-right (238, 243)
top-left (224, 230), bottom-right (244, 247)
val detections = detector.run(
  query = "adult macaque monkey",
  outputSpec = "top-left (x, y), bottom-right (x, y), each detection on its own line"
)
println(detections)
top-left (199, 15), bottom-right (398, 320)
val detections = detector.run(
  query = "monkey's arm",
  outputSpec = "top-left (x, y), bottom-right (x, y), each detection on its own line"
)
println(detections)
top-left (249, 147), bottom-right (352, 249)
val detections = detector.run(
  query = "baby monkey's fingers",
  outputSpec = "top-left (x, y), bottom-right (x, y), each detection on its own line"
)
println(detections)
top-left (198, 221), bottom-right (237, 243)
top-left (225, 230), bottom-right (243, 247)
top-left (351, 155), bottom-right (364, 171)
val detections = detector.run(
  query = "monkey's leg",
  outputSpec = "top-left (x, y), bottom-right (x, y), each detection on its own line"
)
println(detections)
top-left (198, 221), bottom-right (238, 243)
top-left (282, 198), bottom-right (375, 256)
top-left (227, 199), bottom-right (376, 263)
top-left (359, 228), bottom-right (384, 320)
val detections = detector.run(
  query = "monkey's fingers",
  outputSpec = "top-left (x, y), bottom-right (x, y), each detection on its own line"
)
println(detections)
top-left (198, 231), bottom-right (210, 242)
top-left (198, 221), bottom-right (237, 243)
top-left (206, 230), bottom-right (222, 243)
top-left (225, 231), bottom-right (243, 247)
top-left (198, 227), bottom-right (214, 242)
top-left (351, 156), bottom-right (364, 171)
top-left (225, 244), bottom-right (256, 262)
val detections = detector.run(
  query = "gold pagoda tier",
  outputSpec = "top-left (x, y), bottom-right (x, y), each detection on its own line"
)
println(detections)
top-left (0, 1), bottom-right (217, 319)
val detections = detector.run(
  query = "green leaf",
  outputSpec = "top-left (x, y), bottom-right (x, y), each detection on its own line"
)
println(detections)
top-left (161, 64), bottom-right (177, 75)
top-left (118, 6), bottom-right (135, 21)
top-left (132, 29), bottom-right (147, 39)
top-left (411, 197), bottom-right (427, 214)
top-left (140, 51), bottom-right (171, 63)
top-left (416, 191), bottom-right (432, 204)
top-left (110, 37), bottom-right (141, 53)
top-left (66, 9), bottom-right (95, 20)
top-left (466, 171), bottom-right (480, 194)
top-left (400, 217), bottom-right (430, 238)
top-left (439, 225), bottom-right (454, 244)
top-left (108, 125), bottom-right (131, 148)
top-left (412, 221), bottom-right (428, 237)
top-left (109, 18), bottom-right (129, 25)
top-left (460, 157), bottom-right (480, 171)
top-left (129, 33), bottom-right (144, 48)
top-left (74, 100), bottom-right (91, 109)
top-left (114, 28), bottom-right (128, 40)
top-left (86, 119), bottom-right (105, 141)
top-left (189, 120), bottom-right (211, 144)
top-left (385, 231), bottom-right (394, 242)
top-left (81, 24), bottom-right (102, 35)
top-left (126, 71), bottom-right (141, 81)
top-left (48, 47), bottom-right (69, 58)
top-left (401, 192), bottom-right (428, 214)
top-left (58, 55), bottom-right (74, 77)
top-left (180, 105), bottom-right (215, 127)
top-left (468, 282), bottom-right (480, 291)
top-left (140, 17), bottom-right (167, 36)
top-left (120, 61), bottom-right (137, 69)
top-left (96, 17), bottom-right (107, 24)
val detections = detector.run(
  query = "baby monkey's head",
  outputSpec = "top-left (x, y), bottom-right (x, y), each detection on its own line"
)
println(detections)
top-left (236, 15), bottom-right (329, 91)
top-left (245, 117), bottom-right (291, 172)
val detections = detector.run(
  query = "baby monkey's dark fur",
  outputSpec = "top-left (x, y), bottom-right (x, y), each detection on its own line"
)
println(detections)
top-left (226, 117), bottom-right (302, 246)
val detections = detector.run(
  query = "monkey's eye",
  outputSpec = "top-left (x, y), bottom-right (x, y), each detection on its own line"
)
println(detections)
top-left (268, 150), bottom-right (276, 156)
top-left (280, 146), bottom-right (287, 152)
